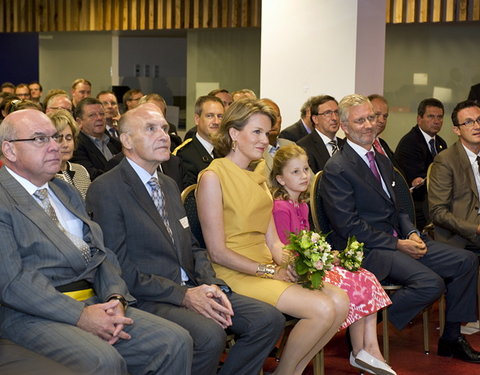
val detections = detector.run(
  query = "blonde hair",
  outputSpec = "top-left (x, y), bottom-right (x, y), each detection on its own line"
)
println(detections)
top-left (213, 98), bottom-right (276, 157)
top-left (47, 109), bottom-right (80, 148)
top-left (270, 144), bottom-right (310, 203)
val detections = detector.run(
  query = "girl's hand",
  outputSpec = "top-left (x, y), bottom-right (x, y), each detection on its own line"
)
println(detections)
top-left (332, 250), bottom-right (340, 266)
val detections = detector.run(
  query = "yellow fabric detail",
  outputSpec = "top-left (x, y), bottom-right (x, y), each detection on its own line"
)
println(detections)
top-left (63, 288), bottom-right (95, 301)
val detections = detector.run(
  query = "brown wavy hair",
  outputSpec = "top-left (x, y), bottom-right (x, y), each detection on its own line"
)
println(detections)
top-left (270, 144), bottom-right (310, 203)
top-left (212, 98), bottom-right (276, 157)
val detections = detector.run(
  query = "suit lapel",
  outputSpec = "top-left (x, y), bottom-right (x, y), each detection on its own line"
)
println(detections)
top-left (311, 131), bottom-right (331, 166)
top-left (120, 160), bottom-right (176, 247)
top-left (344, 144), bottom-right (393, 204)
top-left (0, 169), bottom-right (87, 273)
top-left (455, 141), bottom-right (479, 201)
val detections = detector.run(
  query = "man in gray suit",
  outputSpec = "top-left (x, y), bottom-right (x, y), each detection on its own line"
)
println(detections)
top-left (86, 103), bottom-right (285, 375)
top-left (0, 109), bottom-right (192, 374)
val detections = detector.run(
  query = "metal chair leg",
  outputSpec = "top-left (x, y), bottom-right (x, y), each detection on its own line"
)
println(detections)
top-left (313, 349), bottom-right (324, 375)
top-left (382, 307), bottom-right (390, 363)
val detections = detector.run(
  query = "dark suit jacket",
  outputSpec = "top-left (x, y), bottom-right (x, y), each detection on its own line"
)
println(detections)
top-left (86, 158), bottom-right (225, 306)
top-left (320, 143), bottom-right (416, 280)
top-left (428, 140), bottom-right (480, 249)
top-left (297, 130), bottom-right (345, 173)
top-left (278, 119), bottom-right (309, 142)
top-left (0, 168), bottom-right (133, 326)
top-left (394, 125), bottom-right (447, 201)
top-left (174, 136), bottom-right (214, 187)
top-left (468, 83), bottom-right (480, 102)
top-left (105, 152), bottom-right (184, 191)
top-left (378, 137), bottom-right (403, 174)
top-left (71, 132), bottom-right (122, 181)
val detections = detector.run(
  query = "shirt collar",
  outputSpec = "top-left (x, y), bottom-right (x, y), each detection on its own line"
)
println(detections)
top-left (126, 157), bottom-right (159, 186)
top-left (4, 166), bottom-right (48, 194)
top-left (195, 132), bottom-right (214, 156)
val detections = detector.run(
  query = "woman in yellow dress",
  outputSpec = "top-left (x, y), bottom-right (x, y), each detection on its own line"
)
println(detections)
top-left (197, 99), bottom-right (350, 375)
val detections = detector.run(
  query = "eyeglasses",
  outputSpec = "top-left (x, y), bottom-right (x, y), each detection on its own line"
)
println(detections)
top-left (352, 115), bottom-right (376, 125)
top-left (315, 110), bottom-right (339, 117)
top-left (56, 134), bottom-right (74, 142)
top-left (8, 134), bottom-right (62, 146)
top-left (458, 117), bottom-right (480, 127)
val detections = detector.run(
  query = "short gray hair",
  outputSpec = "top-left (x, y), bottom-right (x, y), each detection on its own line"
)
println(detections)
top-left (338, 94), bottom-right (370, 123)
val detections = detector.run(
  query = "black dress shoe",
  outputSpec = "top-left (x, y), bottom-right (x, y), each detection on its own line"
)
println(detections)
top-left (438, 336), bottom-right (480, 363)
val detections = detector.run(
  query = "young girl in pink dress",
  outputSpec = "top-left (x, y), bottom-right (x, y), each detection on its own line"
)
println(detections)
top-left (271, 144), bottom-right (395, 375)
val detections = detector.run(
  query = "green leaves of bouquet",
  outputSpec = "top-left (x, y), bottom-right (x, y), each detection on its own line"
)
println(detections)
top-left (284, 230), bottom-right (334, 290)
top-left (284, 231), bottom-right (364, 290)
top-left (338, 236), bottom-right (364, 272)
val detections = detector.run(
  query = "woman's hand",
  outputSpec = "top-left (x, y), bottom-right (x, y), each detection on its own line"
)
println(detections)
top-left (274, 265), bottom-right (297, 282)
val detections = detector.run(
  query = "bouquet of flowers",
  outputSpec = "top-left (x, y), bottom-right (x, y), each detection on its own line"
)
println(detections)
top-left (337, 235), bottom-right (364, 272)
top-left (284, 230), bottom-right (364, 290)
top-left (284, 230), bottom-right (334, 289)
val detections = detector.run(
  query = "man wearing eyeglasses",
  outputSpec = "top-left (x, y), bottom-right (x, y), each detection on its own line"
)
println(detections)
top-left (174, 95), bottom-right (224, 188)
top-left (0, 109), bottom-right (193, 374)
top-left (429, 100), bottom-right (480, 252)
top-left (45, 93), bottom-right (73, 115)
top-left (321, 94), bottom-right (480, 364)
top-left (394, 98), bottom-right (448, 230)
top-left (72, 97), bottom-right (122, 180)
top-left (297, 95), bottom-right (345, 173)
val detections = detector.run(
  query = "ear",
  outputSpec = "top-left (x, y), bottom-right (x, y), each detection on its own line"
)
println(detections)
top-left (275, 174), bottom-right (286, 186)
top-left (452, 125), bottom-right (461, 137)
top-left (194, 114), bottom-right (200, 126)
top-left (416, 114), bottom-right (422, 124)
top-left (340, 121), bottom-right (349, 135)
top-left (119, 132), bottom-right (132, 151)
top-left (229, 127), bottom-right (239, 141)
top-left (76, 118), bottom-right (83, 130)
top-left (2, 141), bottom-right (16, 162)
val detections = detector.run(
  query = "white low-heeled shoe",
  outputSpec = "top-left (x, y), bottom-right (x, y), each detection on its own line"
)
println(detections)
top-left (349, 351), bottom-right (372, 373)
top-left (355, 349), bottom-right (397, 375)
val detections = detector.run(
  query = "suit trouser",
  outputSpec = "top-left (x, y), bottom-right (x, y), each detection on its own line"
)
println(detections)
top-left (364, 236), bottom-right (478, 330)
top-left (0, 338), bottom-right (76, 375)
top-left (0, 298), bottom-right (193, 375)
top-left (139, 291), bottom-right (285, 375)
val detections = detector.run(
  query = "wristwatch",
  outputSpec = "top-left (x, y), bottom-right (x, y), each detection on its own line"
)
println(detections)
top-left (108, 295), bottom-right (128, 311)
top-left (218, 285), bottom-right (232, 295)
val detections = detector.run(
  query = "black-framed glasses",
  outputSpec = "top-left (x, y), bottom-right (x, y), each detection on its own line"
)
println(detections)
top-left (458, 117), bottom-right (480, 127)
top-left (8, 134), bottom-right (62, 146)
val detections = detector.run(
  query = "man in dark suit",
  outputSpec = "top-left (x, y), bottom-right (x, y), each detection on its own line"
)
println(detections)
top-left (0, 109), bottom-right (192, 374)
top-left (86, 103), bottom-right (285, 375)
top-left (174, 95), bottom-right (224, 187)
top-left (368, 94), bottom-right (403, 173)
top-left (394, 98), bottom-right (447, 230)
top-left (297, 95), bottom-right (345, 173)
top-left (71, 97), bottom-right (122, 180)
top-left (279, 97), bottom-right (314, 142)
top-left (429, 100), bottom-right (480, 252)
top-left (320, 94), bottom-right (480, 363)
top-left (468, 82), bottom-right (480, 102)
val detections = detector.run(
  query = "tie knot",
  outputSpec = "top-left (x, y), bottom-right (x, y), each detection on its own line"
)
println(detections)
top-left (147, 177), bottom-right (160, 190)
top-left (328, 140), bottom-right (337, 147)
top-left (366, 151), bottom-right (375, 162)
top-left (34, 188), bottom-right (49, 201)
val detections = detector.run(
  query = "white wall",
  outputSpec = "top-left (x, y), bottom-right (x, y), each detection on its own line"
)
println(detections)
top-left (39, 32), bottom-right (113, 95)
top-left (260, 0), bottom-right (386, 128)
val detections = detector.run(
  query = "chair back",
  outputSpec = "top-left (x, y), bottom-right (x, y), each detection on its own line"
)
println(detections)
top-left (180, 184), bottom-right (206, 248)
top-left (392, 167), bottom-right (416, 226)
top-left (309, 171), bottom-right (332, 233)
